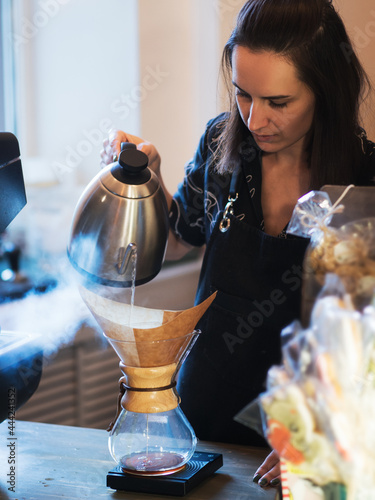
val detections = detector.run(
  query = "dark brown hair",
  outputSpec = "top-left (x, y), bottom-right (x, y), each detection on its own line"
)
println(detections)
top-left (215, 0), bottom-right (371, 189)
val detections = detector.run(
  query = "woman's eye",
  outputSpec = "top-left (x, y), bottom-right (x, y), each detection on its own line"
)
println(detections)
top-left (236, 90), bottom-right (251, 99)
top-left (269, 100), bottom-right (287, 109)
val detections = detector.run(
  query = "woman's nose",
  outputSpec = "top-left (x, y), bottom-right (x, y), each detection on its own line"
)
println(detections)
top-left (247, 102), bottom-right (268, 131)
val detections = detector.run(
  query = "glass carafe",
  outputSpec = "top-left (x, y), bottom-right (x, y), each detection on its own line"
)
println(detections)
top-left (106, 331), bottom-right (199, 476)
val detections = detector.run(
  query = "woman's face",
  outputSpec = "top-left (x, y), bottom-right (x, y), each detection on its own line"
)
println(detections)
top-left (232, 46), bottom-right (315, 157)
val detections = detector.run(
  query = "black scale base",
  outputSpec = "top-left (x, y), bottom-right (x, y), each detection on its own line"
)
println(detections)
top-left (107, 451), bottom-right (223, 496)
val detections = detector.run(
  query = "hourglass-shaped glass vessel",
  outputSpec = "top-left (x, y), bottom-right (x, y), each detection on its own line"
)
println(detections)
top-left (105, 331), bottom-right (199, 476)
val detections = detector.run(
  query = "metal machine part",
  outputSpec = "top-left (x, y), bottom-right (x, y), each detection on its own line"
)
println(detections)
top-left (0, 132), bottom-right (43, 423)
top-left (0, 132), bottom-right (26, 233)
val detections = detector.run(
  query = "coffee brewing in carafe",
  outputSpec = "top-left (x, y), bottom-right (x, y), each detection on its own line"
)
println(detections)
top-left (67, 143), bottom-right (216, 475)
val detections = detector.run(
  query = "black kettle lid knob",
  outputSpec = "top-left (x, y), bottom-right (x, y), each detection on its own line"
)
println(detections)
top-left (118, 142), bottom-right (148, 175)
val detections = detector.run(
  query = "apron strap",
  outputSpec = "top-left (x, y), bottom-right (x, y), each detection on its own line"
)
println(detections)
top-left (229, 164), bottom-right (241, 198)
top-left (219, 165), bottom-right (241, 233)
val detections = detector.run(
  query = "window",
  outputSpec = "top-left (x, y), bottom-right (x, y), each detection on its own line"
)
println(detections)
top-left (0, 0), bottom-right (16, 133)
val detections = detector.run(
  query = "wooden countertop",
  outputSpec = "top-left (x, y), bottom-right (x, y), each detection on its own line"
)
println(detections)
top-left (0, 420), bottom-right (278, 499)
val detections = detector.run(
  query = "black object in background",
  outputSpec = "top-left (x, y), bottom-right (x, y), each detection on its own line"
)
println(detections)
top-left (0, 132), bottom-right (26, 233)
top-left (0, 132), bottom-right (43, 423)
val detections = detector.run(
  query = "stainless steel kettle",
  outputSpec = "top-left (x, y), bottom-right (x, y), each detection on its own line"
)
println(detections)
top-left (67, 143), bottom-right (169, 287)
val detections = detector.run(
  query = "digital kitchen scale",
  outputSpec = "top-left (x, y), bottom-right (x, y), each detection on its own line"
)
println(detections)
top-left (107, 451), bottom-right (223, 496)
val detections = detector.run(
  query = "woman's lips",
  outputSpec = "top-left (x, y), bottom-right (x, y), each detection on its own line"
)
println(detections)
top-left (252, 133), bottom-right (276, 143)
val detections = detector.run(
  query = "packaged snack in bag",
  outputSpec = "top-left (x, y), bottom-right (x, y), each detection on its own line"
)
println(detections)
top-left (258, 287), bottom-right (375, 500)
top-left (287, 187), bottom-right (375, 324)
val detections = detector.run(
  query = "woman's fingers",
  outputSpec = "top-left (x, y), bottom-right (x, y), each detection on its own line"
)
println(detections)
top-left (252, 450), bottom-right (281, 488)
top-left (100, 130), bottom-right (134, 167)
top-left (99, 130), bottom-right (161, 177)
top-left (100, 134), bottom-right (117, 167)
top-left (100, 130), bottom-right (151, 168)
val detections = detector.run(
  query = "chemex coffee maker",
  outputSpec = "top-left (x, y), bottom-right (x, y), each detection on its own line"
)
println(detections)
top-left (68, 143), bottom-right (221, 495)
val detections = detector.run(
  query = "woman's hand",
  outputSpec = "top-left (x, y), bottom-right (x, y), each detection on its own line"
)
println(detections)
top-left (100, 129), bottom-right (161, 177)
top-left (100, 128), bottom-right (174, 209)
top-left (252, 450), bottom-right (281, 488)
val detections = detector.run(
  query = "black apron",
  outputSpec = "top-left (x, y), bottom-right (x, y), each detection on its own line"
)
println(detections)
top-left (177, 168), bottom-right (310, 446)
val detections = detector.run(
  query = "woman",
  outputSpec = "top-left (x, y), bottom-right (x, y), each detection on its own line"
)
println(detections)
top-left (101, 0), bottom-right (375, 487)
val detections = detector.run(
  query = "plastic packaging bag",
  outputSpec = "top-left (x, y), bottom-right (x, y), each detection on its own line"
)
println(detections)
top-left (287, 188), bottom-right (375, 324)
top-left (258, 288), bottom-right (375, 499)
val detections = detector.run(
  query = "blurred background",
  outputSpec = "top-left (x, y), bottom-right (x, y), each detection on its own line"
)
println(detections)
top-left (0, 0), bottom-right (374, 428)
top-left (2, 0), bottom-right (375, 282)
